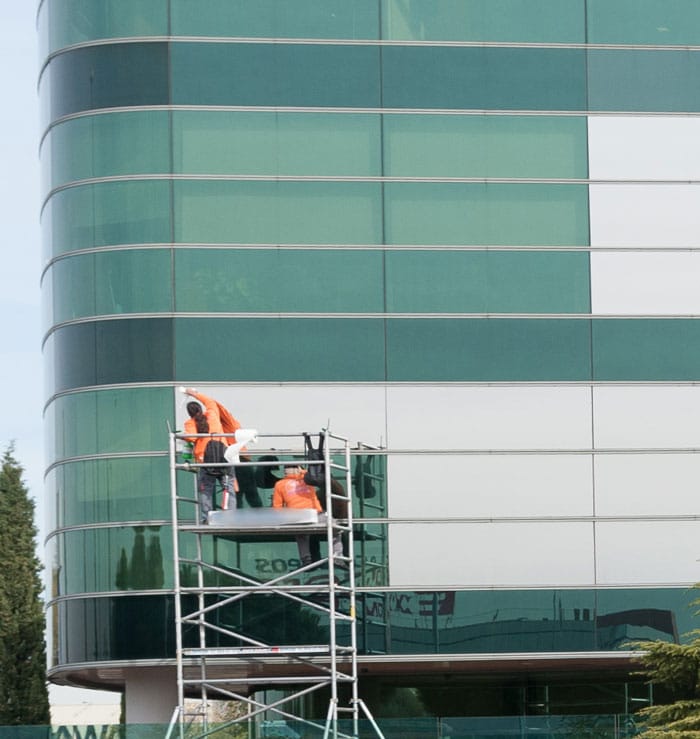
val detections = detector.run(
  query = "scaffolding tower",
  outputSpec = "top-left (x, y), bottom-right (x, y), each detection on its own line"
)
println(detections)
top-left (166, 428), bottom-right (385, 739)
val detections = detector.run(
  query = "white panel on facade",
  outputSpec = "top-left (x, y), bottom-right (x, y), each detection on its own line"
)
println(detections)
top-left (589, 116), bottom-right (700, 180)
top-left (591, 252), bottom-right (700, 314)
top-left (595, 521), bottom-right (700, 585)
top-left (387, 454), bottom-right (593, 518)
top-left (589, 185), bottom-right (700, 248)
top-left (389, 522), bottom-right (594, 588)
top-left (175, 385), bottom-right (388, 449)
top-left (594, 386), bottom-right (700, 448)
top-left (595, 454), bottom-right (700, 517)
top-left (386, 386), bottom-right (592, 450)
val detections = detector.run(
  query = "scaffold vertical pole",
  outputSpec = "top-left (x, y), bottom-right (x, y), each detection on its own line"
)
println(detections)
top-left (344, 437), bottom-right (360, 739)
top-left (168, 428), bottom-right (185, 739)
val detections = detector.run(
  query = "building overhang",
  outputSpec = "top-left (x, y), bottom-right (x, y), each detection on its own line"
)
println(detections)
top-left (48, 651), bottom-right (645, 694)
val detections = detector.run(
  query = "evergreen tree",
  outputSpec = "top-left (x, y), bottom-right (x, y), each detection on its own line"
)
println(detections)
top-left (634, 593), bottom-right (700, 738)
top-left (115, 547), bottom-right (129, 590)
top-left (146, 532), bottom-right (164, 589)
top-left (129, 527), bottom-right (148, 590)
top-left (0, 446), bottom-right (50, 725)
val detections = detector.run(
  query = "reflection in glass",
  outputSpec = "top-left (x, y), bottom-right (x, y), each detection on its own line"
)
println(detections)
top-left (173, 111), bottom-right (381, 176)
top-left (42, 314), bottom-right (700, 388)
top-left (50, 249), bottom-right (171, 322)
top-left (386, 251), bottom-right (590, 313)
top-left (44, 111), bottom-right (170, 192)
top-left (175, 317), bottom-right (385, 382)
top-left (593, 319), bottom-right (700, 381)
top-left (386, 318), bottom-right (591, 381)
top-left (48, 318), bottom-right (173, 393)
top-left (49, 586), bottom-right (695, 664)
top-left (384, 115), bottom-right (588, 179)
top-left (174, 249), bottom-right (383, 313)
top-left (56, 526), bottom-right (171, 595)
top-left (48, 0), bottom-right (167, 52)
top-left (589, 49), bottom-right (700, 113)
top-left (171, 42), bottom-right (380, 108)
top-left (385, 183), bottom-right (590, 246)
top-left (382, 0), bottom-right (585, 43)
top-left (174, 181), bottom-right (382, 245)
top-left (46, 180), bottom-right (171, 257)
top-left (45, 43), bottom-right (168, 123)
top-left (54, 595), bottom-right (175, 664)
top-left (44, 111), bottom-right (587, 183)
top-left (382, 46), bottom-right (586, 111)
top-left (357, 587), bottom-right (696, 655)
top-left (46, 387), bottom-right (172, 463)
top-left (171, 0), bottom-right (378, 39)
top-left (47, 457), bottom-right (171, 529)
top-left (588, 0), bottom-right (700, 46)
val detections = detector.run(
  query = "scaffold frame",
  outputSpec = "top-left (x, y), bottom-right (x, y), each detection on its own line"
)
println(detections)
top-left (166, 428), bottom-right (385, 739)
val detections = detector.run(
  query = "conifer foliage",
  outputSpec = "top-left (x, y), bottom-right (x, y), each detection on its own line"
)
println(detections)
top-left (0, 447), bottom-right (50, 725)
top-left (634, 597), bottom-right (700, 738)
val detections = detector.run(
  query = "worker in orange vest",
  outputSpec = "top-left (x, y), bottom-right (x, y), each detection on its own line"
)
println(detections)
top-left (183, 388), bottom-right (236, 522)
top-left (272, 465), bottom-right (322, 565)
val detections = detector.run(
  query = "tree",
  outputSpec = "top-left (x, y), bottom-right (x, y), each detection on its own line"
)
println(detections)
top-left (633, 593), bottom-right (700, 738)
top-left (0, 446), bottom-right (50, 725)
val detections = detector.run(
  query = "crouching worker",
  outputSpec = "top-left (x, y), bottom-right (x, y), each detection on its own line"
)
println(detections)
top-left (182, 388), bottom-right (235, 523)
top-left (272, 465), bottom-right (322, 566)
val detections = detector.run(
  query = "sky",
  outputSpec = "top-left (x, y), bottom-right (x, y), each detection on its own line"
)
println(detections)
top-left (0, 3), bottom-right (119, 711)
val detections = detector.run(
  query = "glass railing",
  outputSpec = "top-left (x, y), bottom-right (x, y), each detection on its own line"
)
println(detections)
top-left (15, 714), bottom-right (643, 739)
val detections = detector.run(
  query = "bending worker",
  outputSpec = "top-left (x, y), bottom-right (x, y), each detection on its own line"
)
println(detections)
top-left (182, 387), bottom-right (262, 514)
top-left (182, 388), bottom-right (235, 522)
top-left (272, 465), bottom-right (322, 566)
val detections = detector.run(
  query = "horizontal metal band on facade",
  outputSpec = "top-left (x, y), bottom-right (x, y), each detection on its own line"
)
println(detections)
top-left (43, 449), bottom-right (167, 476)
top-left (365, 515), bottom-right (700, 523)
top-left (40, 243), bottom-right (700, 280)
top-left (41, 441), bottom-right (700, 485)
top-left (43, 311), bottom-right (700, 333)
top-left (41, 172), bottom-right (700, 206)
top-left (42, 35), bottom-right (700, 58)
top-left (45, 511), bottom-right (700, 537)
top-left (46, 591), bottom-right (174, 607)
top-left (41, 381), bottom-right (700, 415)
top-left (351, 587), bottom-right (696, 594)
top-left (47, 520), bottom-right (173, 537)
top-left (43, 586), bottom-right (699, 609)
top-left (355, 446), bottom-right (700, 455)
top-left (42, 105), bottom-right (700, 141)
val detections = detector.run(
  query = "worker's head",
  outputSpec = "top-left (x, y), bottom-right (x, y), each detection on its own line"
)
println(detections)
top-left (186, 401), bottom-right (208, 433)
top-left (285, 465), bottom-right (302, 477)
top-left (186, 401), bottom-right (202, 418)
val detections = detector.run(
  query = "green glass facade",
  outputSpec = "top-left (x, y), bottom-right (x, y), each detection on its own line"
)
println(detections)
top-left (40, 0), bottom-right (700, 722)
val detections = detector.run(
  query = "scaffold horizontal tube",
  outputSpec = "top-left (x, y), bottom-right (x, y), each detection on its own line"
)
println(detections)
top-left (182, 645), bottom-right (331, 657)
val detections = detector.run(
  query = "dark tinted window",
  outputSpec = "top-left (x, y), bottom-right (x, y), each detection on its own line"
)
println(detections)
top-left (47, 42), bottom-right (168, 121)
top-left (382, 46), bottom-right (587, 110)
top-left (171, 42), bottom-right (380, 108)
top-left (50, 318), bottom-right (173, 392)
